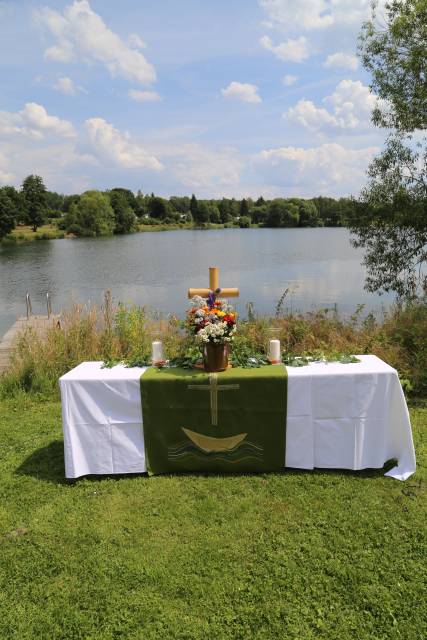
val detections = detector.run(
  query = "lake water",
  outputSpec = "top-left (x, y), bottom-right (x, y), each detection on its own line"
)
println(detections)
top-left (0, 228), bottom-right (393, 336)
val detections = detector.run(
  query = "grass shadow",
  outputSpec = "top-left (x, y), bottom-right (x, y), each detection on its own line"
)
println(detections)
top-left (284, 458), bottom-right (398, 479)
top-left (16, 441), bottom-right (148, 485)
top-left (16, 440), bottom-right (69, 485)
top-left (15, 440), bottom-right (398, 485)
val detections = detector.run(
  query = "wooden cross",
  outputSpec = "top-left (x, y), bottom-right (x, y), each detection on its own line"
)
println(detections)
top-left (188, 267), bottom-right (239, 299)
top-left (188, 373), bottom-right (239, 426)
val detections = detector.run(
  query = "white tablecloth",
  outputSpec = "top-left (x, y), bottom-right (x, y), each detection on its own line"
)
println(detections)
top-left (59, 355), bottom-right (416, 480)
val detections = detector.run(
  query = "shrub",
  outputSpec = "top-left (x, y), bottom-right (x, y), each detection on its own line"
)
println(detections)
top-left (238, 216), bottom-right (251, 228)
top-left (140, 217), bottom-right (160, 226)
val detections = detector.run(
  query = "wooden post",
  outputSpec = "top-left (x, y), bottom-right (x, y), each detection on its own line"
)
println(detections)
top-left (188, 267), bottom-right (239, 299)
top-left (209, 267), bottom-right (219, 292)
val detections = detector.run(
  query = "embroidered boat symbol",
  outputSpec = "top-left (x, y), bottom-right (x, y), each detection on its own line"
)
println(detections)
top-left (181, 428), bottom-right (247, 453)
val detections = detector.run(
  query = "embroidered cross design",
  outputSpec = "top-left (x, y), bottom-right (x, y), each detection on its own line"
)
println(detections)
top-left (188, 373), bottom-right (239, 426)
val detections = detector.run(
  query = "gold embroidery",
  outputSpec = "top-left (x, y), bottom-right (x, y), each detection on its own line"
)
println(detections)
top-left (188, 373), bottom-right (239, 426)
top-left (181, 428), bottom-right (247, 453)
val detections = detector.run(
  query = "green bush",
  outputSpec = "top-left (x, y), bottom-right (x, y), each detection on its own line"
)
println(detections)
top-left (238, 216), bottom-right (251, 228)
top-left (140, 216), bottom-right (160, 225)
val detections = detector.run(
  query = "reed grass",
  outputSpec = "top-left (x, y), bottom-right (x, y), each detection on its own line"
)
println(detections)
top-left (1, 294), bottom-right (426, 398)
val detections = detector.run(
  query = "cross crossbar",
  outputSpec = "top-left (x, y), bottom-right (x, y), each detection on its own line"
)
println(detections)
top-left (188, 267), bottom-right (239, 299)
top-left (188, 373), bottom-right (239, 426)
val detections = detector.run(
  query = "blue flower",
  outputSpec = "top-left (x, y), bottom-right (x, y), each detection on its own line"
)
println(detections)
top-left (207, 291), bottom-right (216, 309)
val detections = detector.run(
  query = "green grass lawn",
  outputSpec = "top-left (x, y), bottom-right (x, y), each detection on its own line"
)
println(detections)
top-left (7, 223), bottom-right (65, 242)
top-left (0, 397), bottom-right (425, 640)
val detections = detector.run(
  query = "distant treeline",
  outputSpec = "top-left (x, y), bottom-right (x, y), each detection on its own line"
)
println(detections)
top-left (0, 174), bottom-right (358, 239)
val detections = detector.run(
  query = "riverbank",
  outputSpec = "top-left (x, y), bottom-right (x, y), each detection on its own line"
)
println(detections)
top-left (0, 220), bottom-right (290, 245)
top-left (1, 223), bottom-right (66, 243)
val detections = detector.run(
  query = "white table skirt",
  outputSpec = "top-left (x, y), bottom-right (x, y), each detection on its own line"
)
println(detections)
top-left (59, 355), bottom-right (416, 481)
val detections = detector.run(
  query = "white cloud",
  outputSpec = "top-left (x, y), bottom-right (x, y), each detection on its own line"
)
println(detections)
top-left (21, 103), bottom-right (76, 138)
top-left (260, 35), bottom-right (309, 62)
top-left (0, 102), bottom-right (75, 139)
top-left (37, 1), bottom-right (156, 85)
top-left (53, 76), bottom-right (86, 96)
top-left (128, 34), bottom-right (146, 49)
top-left (128, 89), bottom-right (162, 103)
top-left (85, 117), bottom-right (163, 170)
top-left (324, 79), bottom-right (378, 127)
top-left (0, 130), bottom-right (95, 191)
top-left (259, 0), bottom-right (333, 32)
top-left (329, 0), bottom-right (387, 29)
top-left (221, 82), bottom-right (262, 104)
top-left (285, 79), bottom-right (378, 132)
top-left (286, 100), bottom-right (336, 130)
top-left (171, 145), bottom-right (243, 191)
top-left (259, 0), bottom-right (380, 33)
top-left (0, 150), bottom-right (14, 185)
top-left (258, 1), bottom-right (386, 64)
top-left (152, 143), bottom-right (243, 193)
top-left (324, 52), bottom-right (358, 70)
top-left (0, 111), bottom-right (163, 192)
top-left (282, 74), bottom-right (297, 86)
top-left (258, 142), bottom-right (379, 196)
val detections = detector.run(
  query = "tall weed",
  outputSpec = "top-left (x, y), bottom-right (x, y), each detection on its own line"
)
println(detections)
top-left (1, 298), bottom-right (426, 398)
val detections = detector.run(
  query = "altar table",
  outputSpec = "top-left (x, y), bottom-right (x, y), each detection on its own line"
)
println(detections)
top-left (59, 355), bottom-right (416, 481)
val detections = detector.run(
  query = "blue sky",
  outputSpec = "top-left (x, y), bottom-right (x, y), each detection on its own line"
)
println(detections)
top-left (0, 0), bottom-right (386, 197)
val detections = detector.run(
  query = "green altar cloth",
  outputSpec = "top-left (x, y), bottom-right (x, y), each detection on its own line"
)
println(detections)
top-left (140, 365), bottom-right (288, 474)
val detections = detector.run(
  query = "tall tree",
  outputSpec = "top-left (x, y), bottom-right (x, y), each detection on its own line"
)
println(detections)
top-left (0, 189), bottom-right (17, 239)
top-left (190, 194), bottom-right (198, 221)
top-left (298, 201), bottom-right (320, 227)
top-left (252, 204), bottom-right (268, 225)
top-left (109, 190), bottom-right (137, 234)
top-left (70, 190), bottom-right (115, 236)
top-left (170, 196), bottom-right (190, 214)
top-left (207, 201), bottom-right (221, 224)
top-left (134, 192), bottom-right (148, 218)
top-left (62, 194), bottom-right (80, 213)
top-left (45, 190), bottom-right (65, 215)
top-left (109, 188), bottom-right (137, 211)
top-left (351, 0), bottom-right (427, 298)
top-left (2, 186), bottom-right (22, 218)
top-left (192, 201), bottom-right (210, 225)
top-left (265, 200), bottom-right (299, 228)
top-left (240, 198), bottom-right (250, 219)
top-left (148, 196), bottom-right (170, 220)
top-left (21, 175), bottom-right (47, 231)
top-left (218, 198), bottom-right (231, 224)
top-left (229, 198), bottom-right (240, 218)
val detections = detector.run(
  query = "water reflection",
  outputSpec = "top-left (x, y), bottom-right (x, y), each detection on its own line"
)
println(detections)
top-left (0, 228), bottom-right (394, 335)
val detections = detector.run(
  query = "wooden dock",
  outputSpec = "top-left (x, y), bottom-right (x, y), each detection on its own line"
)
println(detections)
top-left (0, 315), bottom-right (60, 375)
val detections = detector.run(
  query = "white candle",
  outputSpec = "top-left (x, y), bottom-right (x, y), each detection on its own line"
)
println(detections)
top-left (152, 340), bottom-right (164, 363)
top-left (268, 339), bottom-right (281, 363)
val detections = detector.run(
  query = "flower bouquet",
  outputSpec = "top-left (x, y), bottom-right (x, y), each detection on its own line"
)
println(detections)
top-left (187, 294), bottom-right (237, 371)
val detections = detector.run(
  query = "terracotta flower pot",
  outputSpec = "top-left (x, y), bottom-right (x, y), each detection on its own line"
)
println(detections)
top-left (203, 342), bottom-right (229, 372)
